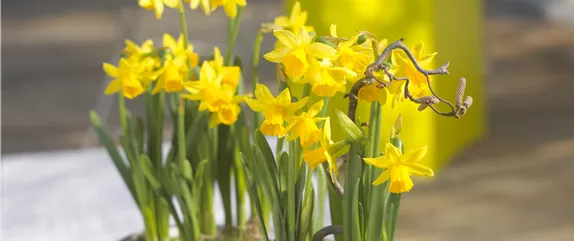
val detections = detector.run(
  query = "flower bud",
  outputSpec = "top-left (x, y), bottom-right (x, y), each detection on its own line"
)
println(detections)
top-left (335, 110), bottom-right (365, 142)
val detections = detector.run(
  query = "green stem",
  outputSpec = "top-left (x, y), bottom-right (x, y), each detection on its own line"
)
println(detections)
top-left (177, 98), bottom-right (186, 169)
top-left (233, 136), bottom-right (247, 229)
top-left (118, 92), bottom-right (129, 135)
top-left (200, 128), bottom-right (217, 235)
top-left (252, 29), bottom-right (264, 127)
top-left (318, 97), bottom-right (329, 128)
top-left (387, 193), bottom-right (402, 241)
top-left (224, 7), bottom-right (244, 66)
top-left (218, 125), bottom-right (233, 229)
top-left (177, 0), bottom-right (190, 49)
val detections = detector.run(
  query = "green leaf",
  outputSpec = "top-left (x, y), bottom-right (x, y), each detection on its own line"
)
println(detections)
top-left (343, 144), bottom-right (364, 241)
top-left (254, 130), bottom-right (276, 165)
top-left (365, 168), bottom-right (386, 241)
top-left (89, 111), bottom-right (135, 198)
top-left (279, 152), bottom-right (289, 193)
top-left (182, 160), bottom-right (193, 181)
top-left (253, 145), bottom-right (280, 206)
top-left (242, 160), bottom-right (270, 240)
top-left (138, 154), bottom-right (162, 190)
top-left (352, 181), bottom-right (362, 241)
top-left (336, 110), bottom-right (365, 142)
top-left (298, 184), bottom-right (314, 241)
top-left (135, 116), bottom-right (145, 158)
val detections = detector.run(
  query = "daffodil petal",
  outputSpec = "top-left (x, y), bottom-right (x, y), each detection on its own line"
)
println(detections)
top-left (245, 99), bottom-right (267, 112)
top-left (307, 99), bottom-right (324, 117)
top-left (200, 61), bottom-right (216, 82)
top-left (412, 42), bottom-right (425, 59)
top-left (103, 63), bottom-right (118, 77)
top-left (236, 0), bottom-right (246, 6)
top-left (385, 143), bottom-right (402, 160)
top-left (274, 16), bottom-right (290, 28)
top-left (273, 30), bottom-right (298, 49)
top-left (297, 26), bottom-right (310, 44)
top-left (263, 48), bottom-right (289, 63)
top-left (418, 52), bottom-right (438, 66)
top-left (223, 2), bottom-right (237, 18)
top-left (322, 118), bottom-right (332, 142)
top-left (391, 50), bottom-right (409, 67)
top-left (154, 0), bottom-right (164, 19)
top-left (152, 78), bottom-right (164, 94)
top-left (372, 170), bottom-right (391, 185)
top-left (377, 38), bottom-right (389, 54)
top-left (408, 163), bottom-right (434, 177)
top-left (286, 96), bottom-right (308, 113)
top-left (329, 24), bottom-right (338, 38)
top-left (290, 1), bottom-right (302, 21)
top-left (104, 79), bottom-right (121, 95)
top-left (363, 156), bottom-right (390, 169)
top-left (255, 84), bottom-right (274, 102)
top-left (163, 0), bottom-right (179, 8)
top-left (403, 146), bottom-right (428, 163)
top-left (276, 87), bottom-right (292, 106)
top-left (306, 43), bottom-right (336, 59)
top-left (377, 87), bottom-right (388, 105)
top-left (163, 33), bottom-right (177, 50)
top-left (190, 0), bottom-right (200, 8)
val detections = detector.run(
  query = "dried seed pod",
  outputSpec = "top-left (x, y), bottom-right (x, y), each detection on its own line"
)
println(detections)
top-left (418, 104), bottom-right (429, 111)
top-left (464, 96), bottom-right (473, 108)
top-left (456, 78), bottom-right (467, 107)
top-left (416, 96), bottom-right (439, 105)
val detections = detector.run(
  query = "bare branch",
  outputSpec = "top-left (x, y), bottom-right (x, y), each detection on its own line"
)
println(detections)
top-left (345, 38), bottom-right (472, 119)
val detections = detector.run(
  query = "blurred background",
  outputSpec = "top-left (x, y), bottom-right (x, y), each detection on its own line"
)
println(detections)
top-left (3, 0), bottom-right (574, 240)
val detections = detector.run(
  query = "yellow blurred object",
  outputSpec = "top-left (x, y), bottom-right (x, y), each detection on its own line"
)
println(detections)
top-left (286, 0), bottom-right (486, 170)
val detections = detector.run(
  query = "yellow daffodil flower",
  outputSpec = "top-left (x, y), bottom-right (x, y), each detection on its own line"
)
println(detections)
top-left (208, 47), bottom-right (241, 88)
top-left (358, 83), bottom-right (388, 105)
top-left (391, 41), bottom-right (437, 99)
top-left (210, 0), bottom-right (246, 19)
top-left (163, 33), bottom-right (200, 68)
top-left (183, 61), bottom-right (225, 111)
top-left (153, 58), bottom-right (188, 94)
top-left (183, 61), bottom-right (246, 127)
top-left (284, 100), bottom-right (327, 147)
top-left (264, 26), bottom-right (337, 80)
top-left (246, 84), bottom-right (308, 136)
top-left (207, 89), bottom-right (246, 127)
top-left (303, 118), bottom-right (339, 182)
top-left (300, 58), bottom-right (356, 97)
top-left (139, 0), bottom-right (179, 19)
top-left (273, 1), bottom-right (313, 33)
top-left (186, 0), bottom-right (211, 15)
top-left (363, 143), bottom-right (434, 193)
top-left (123, 39), bottom-right (160, 86)
top-left (124, 39), bottom-right (154, 58)
top-left (330, 24), bottom-right (373, 74)
top-left (103, 59), bottom-right (145, 99)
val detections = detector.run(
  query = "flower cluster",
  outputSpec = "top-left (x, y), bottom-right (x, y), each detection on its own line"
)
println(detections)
top-left (182, 47), bottom-right (247, 127)
top-left (103, 33), bottom-right (199, 99)
top-left (103, 34), bottom-right (246, 127)
top-left (245, 1), bottom-right (439, 193)
top-left (139, 0), bottom-right (247, 20)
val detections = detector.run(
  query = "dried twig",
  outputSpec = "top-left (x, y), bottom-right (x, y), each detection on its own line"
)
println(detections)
top-left (346, 38), bottom-right (472, 120)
